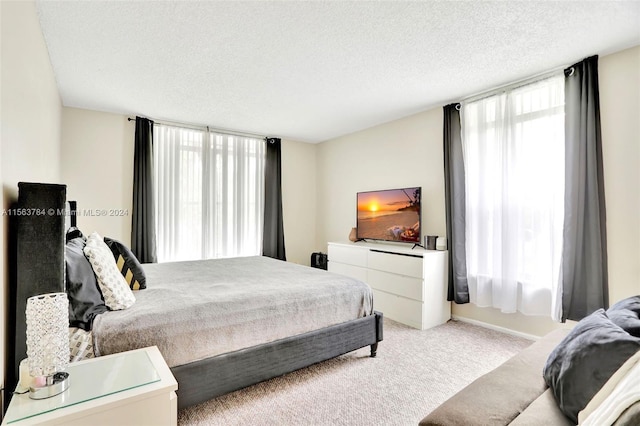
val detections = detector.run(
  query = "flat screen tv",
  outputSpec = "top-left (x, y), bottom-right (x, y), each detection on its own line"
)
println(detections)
top-left (356, 187), bottom-right (421, 243)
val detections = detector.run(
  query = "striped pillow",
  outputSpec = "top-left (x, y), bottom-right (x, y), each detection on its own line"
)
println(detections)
top-left (103, 237), bottom-right (147, 290)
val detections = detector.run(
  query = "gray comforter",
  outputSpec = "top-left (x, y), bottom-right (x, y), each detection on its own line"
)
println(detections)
top-left (92, 256), bottom-right (373, 367)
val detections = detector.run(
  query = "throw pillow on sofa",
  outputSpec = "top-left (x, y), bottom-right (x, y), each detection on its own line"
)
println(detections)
top-left (543, 308), bottom-right (640, 423)
top-left (608, 295), bottom-right (640, 338)
top-left (608, 295), bottom-right (640, 313)
top-left (607, 309), bottom-right (640, 338)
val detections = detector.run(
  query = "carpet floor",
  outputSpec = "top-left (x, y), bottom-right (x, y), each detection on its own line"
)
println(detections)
top-left (178, 319), bottom-right (531, 426)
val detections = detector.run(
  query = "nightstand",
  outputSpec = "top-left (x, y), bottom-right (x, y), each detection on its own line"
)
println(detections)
top-left (1, 346), bottom-right (177, 426)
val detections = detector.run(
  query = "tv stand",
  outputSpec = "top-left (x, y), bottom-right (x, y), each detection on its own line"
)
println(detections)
top-left (411, 243), bottom-right (426, 250)
top-left (327, 242), bottom-right (450, 330)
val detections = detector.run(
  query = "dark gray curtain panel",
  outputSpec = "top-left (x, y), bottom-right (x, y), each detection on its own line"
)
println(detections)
top-left (263, 137), bottom-right (286, 261)
top-left (562, 56), bottom-right (609, 321)
top-left (443, 104), bottom-right (469, 303)
top-left (132, 116), bottom-right (158, 263)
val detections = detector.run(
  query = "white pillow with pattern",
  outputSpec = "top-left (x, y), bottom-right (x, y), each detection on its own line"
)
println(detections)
top-left (84, 232), bottom-right (135, 310)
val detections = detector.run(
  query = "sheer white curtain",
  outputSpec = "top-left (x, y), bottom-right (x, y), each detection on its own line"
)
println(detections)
top-left (461, 75), bottom-right (565, 320)
top-left (154, 124), bottom-right (265, 262)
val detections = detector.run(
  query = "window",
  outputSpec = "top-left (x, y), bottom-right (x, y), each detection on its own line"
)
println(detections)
top-left (154, 124), bottom-right (265, 262)
top-left (461, 75), bottom-right (565, 320)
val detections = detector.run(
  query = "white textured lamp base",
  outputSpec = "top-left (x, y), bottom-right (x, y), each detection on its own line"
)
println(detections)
top-left (29, 372), bottom-right (69, 400)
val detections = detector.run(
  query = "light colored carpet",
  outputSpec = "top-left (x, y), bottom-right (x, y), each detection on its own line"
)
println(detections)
top-left (178, 319), bottom-right (531, 426)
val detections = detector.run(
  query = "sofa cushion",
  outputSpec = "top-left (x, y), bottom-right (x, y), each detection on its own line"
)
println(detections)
top-left (613, 401), bottom-right (640, 426)
top-left (419, 328), bottom-right (570, 426)
top-left (579, 350), bottom-right (640, 425)
top-left (508, 389), bottom-right (572, 426)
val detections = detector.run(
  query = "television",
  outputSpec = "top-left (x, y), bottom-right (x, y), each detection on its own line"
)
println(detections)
top-left (356, 187), bottom-right (421, 243)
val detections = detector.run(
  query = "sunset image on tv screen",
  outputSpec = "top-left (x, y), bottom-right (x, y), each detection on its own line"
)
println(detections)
top-left (357, 187), bottom-right (421, 242)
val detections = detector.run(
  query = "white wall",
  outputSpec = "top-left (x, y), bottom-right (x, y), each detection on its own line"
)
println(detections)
top-left (599, 46), bottom-right (640, 304)
top-left (60, 110), bottom-right (317, 265)
top-left (316, 46), bottom-right (640, 337)
top-left (1, 0), bottom-right (62, 397)
top-left (316, 108), bottom-right (445, 246)
top-left (281, 139), bottom-right (317, 265)
top-left (61, 108), bottom-right (134, 244)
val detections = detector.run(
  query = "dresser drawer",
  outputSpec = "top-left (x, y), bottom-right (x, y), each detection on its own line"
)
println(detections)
top-left (328, 244), bottom-right (367, 267)
top-left (328, 261), bottom-right (368, 282)
top-left (367, 250), bottom-right (423, 278)
top-left (325, 242), bottom-right (449, 330)
top-left (372, 289), bottom-right (423, 330)
top-left (367, 269), bottom-right (423, 301)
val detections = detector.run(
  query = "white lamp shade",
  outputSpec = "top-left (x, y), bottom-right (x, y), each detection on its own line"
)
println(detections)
top-left (26, 293), bottom-right (69, 377)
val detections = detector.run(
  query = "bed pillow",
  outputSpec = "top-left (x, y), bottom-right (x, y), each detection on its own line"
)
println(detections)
top-left (103, 237), bottom-right (147, 290)
top-left (543, 309), bottom-right (640, 423)
top-left (65, 237), bottom-right (108, 330)
top-left (66, 226), bottom-right (84, 242)
top-left (84, 232), bottom-right (136, 310)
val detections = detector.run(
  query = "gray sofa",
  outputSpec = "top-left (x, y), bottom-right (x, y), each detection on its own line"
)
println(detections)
top-left (419, 328), bottom-right (574, 426)
top-left (421, 296), bottom-right (640, 426)
top-left (420, 326), bottom-right (640, 426)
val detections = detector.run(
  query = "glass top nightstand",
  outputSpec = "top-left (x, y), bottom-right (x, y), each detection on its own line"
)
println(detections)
top-left (4, 350), bottom-right (160, 424)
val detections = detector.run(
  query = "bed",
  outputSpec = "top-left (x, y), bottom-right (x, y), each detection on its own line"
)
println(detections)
top-left (7, 183), bottom-right (383, 410)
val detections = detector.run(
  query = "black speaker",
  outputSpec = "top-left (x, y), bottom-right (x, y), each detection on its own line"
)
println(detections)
top-left (311, 252), bottom-right (328, 270)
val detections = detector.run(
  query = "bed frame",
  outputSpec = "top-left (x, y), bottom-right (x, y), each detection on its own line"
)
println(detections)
top-left (6, 183), bottom-right (383, 410)
top-left (174, 311), bottom-right (382, 408)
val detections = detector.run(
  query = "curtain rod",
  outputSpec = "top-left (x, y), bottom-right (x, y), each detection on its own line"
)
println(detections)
top-left (127, 117), bottom-right (267, 140)
top-left (460, 64), bottom-right (570, 105)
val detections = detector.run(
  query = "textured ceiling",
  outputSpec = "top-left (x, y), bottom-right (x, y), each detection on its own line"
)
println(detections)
top-left (36, 1), bottom-right (640, 143)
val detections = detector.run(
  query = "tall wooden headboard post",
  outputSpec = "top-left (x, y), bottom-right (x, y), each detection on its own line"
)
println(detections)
top-left (6, 183), bottom-right (67, 407)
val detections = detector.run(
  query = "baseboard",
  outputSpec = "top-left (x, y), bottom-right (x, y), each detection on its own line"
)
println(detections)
top-left (451, 315), bottom-right (539, 341)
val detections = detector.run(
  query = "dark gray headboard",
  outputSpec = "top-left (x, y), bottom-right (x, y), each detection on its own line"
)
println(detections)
top-left (6, 183), bottom-right (70, 408)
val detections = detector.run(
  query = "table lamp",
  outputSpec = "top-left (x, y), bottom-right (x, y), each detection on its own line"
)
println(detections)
top-left (25, 292), bottom-right (70, 399)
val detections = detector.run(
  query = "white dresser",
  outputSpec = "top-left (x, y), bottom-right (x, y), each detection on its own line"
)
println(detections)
top-left (328, 241), bottom-right (450, 330)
